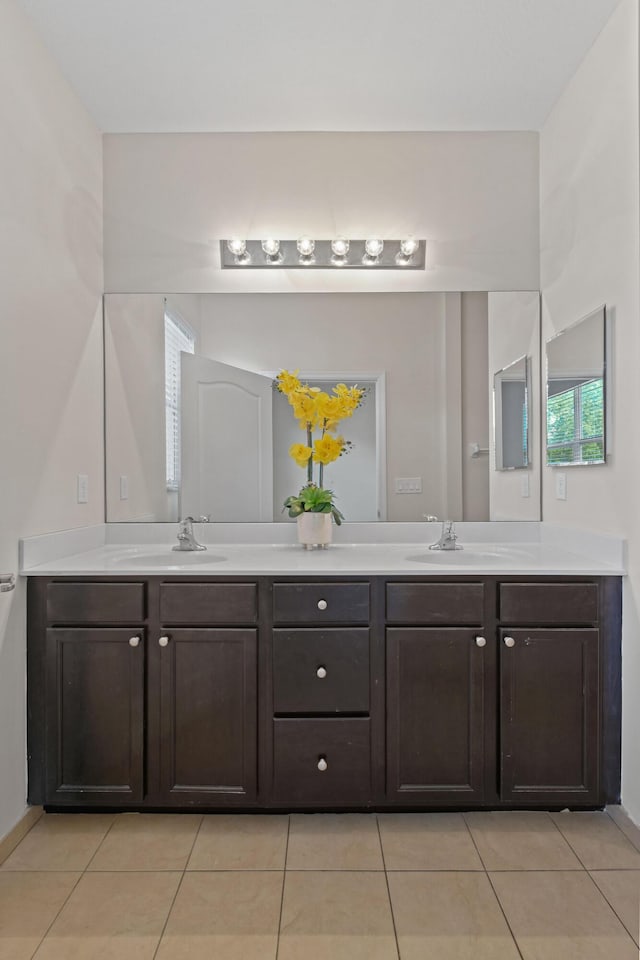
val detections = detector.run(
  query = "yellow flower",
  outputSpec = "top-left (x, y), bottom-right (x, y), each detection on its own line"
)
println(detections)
top-left (290, 390), bottom-right (318, 427)
top-left (289, 443), bottom-right (312, 468)
top-left (313, 434), bottom-right (344, 465)
top-left (276, 369), bottom-right (301, 397)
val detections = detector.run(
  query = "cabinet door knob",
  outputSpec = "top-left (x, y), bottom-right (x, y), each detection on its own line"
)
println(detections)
top-left (475, 636), bottom-right (487, 648)
top-left (316, 666), bottom-right (327, 679)
top-left (158, 636), bottom-right (169, 647)
top-left (504, 636), bottom-right (516, 648)
top-left (128, 636), bottom-right (140, 648)
top-left (317, 757), bottom-right (328, 772)
top-left (317, 599), bottom-right (328, 610)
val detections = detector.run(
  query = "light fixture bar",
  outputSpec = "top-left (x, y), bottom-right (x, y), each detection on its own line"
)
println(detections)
top-left (220, 239), bottom-right (426, 269)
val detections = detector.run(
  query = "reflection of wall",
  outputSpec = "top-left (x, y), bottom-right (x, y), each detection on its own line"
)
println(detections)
top-left (461, 293), bottom-right (490, 520)
top-left (546, 308), bottom-right (604, 378)
top-left (105, 294), bottom-right (201, 521)
top-left (488, 291), bottom-right (541, 521)
top-left (0, 2), bottom-right (103, 839)
top-left (197, 292), bottom-right (485, 522)
top-left (104, 131), bottom-right (539, 294)
top-left (539, 0), bottom-right (640, 820)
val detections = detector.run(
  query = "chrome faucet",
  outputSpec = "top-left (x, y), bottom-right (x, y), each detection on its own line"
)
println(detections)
top-left (429, 520), bottom-right (463, 551)
top-left (172, 516), bottom-right (209, 552)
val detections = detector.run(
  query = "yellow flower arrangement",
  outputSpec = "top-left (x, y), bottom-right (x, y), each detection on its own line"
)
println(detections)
top-left (276, 369), bottom-right (365, 523)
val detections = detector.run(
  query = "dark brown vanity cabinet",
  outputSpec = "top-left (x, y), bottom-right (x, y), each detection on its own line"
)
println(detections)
top-left (29, 579), bottom-right (258, 807)
top-left (385, 582), bottom-right (491, 804)
top-left (28, 574), bottom-right (621, 811)
top-left (498, 582), bottom-right (605, 805)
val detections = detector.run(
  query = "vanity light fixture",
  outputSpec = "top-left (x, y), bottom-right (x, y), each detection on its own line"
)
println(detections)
top-left (220, 239), bottom-right (426, 269)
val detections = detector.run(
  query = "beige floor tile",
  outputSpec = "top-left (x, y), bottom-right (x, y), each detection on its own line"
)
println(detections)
top-left (187, 814), bottom-right (288, 870)
top-left (379, 813), bottom-right (483, 871)
top-left (286, 814), bottom-right (383, 870)
top-left (464, 811), bottom-right (582, 870)
top-left (0, 815), bottom-right (114, 872)
top-left (0, 872), bottom-right (79, 960)
top-left (607, 806), bottom-right (640, 852)
top-left (155, 871), bottom-right (282, 960)
top-left (279, 871), bottom-right (397, 960)
top-left (551, 811), bottom-right (640, 869)
top-left (591, 870), bottom-right (640, 944)
top-left (388, 871), bottom-right (521, 959)
top-left (491, 870), bottom-right (638, 960)
top-left (87, 813), bottom-right (201, 871)
top-left (33, 871), bottom-right (180, 960)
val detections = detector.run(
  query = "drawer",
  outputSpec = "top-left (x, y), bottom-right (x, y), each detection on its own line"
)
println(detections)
top-left (273, 582), bottom-right (369, 624)
top-left (272, 718), bottom-right (371, 802)
top-left (159, 583), bottom-right (257, 623)
top-left (499, 582), bottom-right (598, 624)
top-left (386, 582), bottom-right (484, 624)
top-left (46, 582), bottom-right (145, 623)
top-left (273, 629), bottom-right (370, 714)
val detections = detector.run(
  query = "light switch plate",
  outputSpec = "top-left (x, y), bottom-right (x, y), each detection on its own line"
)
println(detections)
top-left (119, 475), bottom-right (129, 500)
top-left (555, 472), bottom-right (567, 500)
top-left (77, 474), bottom-right (89, 504)
top-left (395, 477), bottom-right (422, 494)
top-left (520, 473), bottom-right (530, 498)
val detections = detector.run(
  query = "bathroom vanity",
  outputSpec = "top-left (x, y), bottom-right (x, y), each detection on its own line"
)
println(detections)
top-left (24, 539), bottom-right (622, 812)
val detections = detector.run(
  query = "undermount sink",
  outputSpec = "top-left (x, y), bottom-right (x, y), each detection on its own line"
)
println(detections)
top-left (113, 551), bottom-right (226, 567)
top-left (406, 545), bottom-right (533, 564)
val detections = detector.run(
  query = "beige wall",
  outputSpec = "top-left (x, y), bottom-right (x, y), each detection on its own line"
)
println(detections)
top-left (0, 1), bottom-right (103, 838)
top-left (461, 293), bottom-right (490, 520)
top-left (540, 0), bottom-right (640, 819)
top-left (103, 131), bottom-right (539, 294)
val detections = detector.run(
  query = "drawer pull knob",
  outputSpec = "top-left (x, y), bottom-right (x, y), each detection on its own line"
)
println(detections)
top-left (317, 757), bottom-right (328, 772)
top-left (316, 666), bottom-right (327, 679)
top-left (128, 636), bottom-right (140, 648)
top-left (317, 599), bottom-right (328, 610)
top-left (504, 636), bottom-right (516, 648)
top-left (159, 636), bottom-right (169, 647)
top-left (475, 636), bottom-right (487, 648)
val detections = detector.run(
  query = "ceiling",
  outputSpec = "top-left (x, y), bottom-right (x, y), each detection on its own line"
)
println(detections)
top-left (17, 0), bottom-right (622, 133)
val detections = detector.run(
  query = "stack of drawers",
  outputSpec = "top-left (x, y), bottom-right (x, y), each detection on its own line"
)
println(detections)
top-left (271, 581), bottom-right (372, 803)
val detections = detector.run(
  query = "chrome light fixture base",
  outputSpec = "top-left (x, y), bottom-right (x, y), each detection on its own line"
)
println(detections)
top-left (220, 239), bottom-right (426, 269)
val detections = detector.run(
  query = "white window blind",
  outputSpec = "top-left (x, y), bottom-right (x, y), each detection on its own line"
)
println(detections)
top-left (165, 312), bottom-right (195, 490)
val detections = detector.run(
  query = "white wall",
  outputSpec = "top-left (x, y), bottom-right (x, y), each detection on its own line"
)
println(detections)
top-left (0, 1), bottom-right (103, 838)
top-left (103, 131), bottom-right (539, 294)
top-left (539, 0), bottom-right (640, 819)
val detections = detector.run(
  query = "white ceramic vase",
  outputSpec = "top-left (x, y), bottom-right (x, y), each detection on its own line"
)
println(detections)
top-left (296, 512), bottom-right (333, 549)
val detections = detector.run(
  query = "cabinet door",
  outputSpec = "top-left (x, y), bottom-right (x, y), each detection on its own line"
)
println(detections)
top-left (159, 629), bottom-right (257, 803)
top-left (45, 628), bottom-right (145, 803)
top-left (500, 629), bottom-right (599, 804)
top-left (386, 628), bottom-right (487, 802)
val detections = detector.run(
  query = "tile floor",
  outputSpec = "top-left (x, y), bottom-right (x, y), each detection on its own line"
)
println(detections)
top-left (1, 808), bottom-right (639, 959)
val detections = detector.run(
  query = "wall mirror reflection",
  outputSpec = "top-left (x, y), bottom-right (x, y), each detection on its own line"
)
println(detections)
top-left (545, 305), bottom-right (607, 467)
top-left (494, 355), bottom-right (529, 471)
top-left (104, 290), bottom-right (541, 523)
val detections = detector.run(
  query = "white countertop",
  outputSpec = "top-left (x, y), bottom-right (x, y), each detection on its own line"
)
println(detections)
top-left (19, 540), bottom-right (626, 577)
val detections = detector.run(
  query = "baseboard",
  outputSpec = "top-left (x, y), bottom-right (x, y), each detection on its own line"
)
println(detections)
top-left (0, 806), bottom-right (43, 865)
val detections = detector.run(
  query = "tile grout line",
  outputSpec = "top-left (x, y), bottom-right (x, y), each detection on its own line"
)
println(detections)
top-left (376, 814), bottom-right (402, 960)
top-left (461, 812), bottom-right (526, 960)
top-left (583, 868), bottom-right (640, 949)
top-left (82, 814), bottom-right (118, 871)
top-left (546, 813), bottom-right (591, 871)
top-left (275, 814), bottom-right (291, 960)
top-left (150, 814), bottom-right (205, 960)
top-left (26, 812), bottom-right (114, 959)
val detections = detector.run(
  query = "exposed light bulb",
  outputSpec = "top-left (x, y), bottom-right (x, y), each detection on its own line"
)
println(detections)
top-left (227, 238), bottom-right (247, 257)
top-left (261, 238), bottom-right (280, 257)
top-left (297, 236), bottom-right (315, 257)
top-left (400, 238), bottom-right (419, 257)
top-left (331, 237), bottom-right (350, 257)
top-left (364, 238), bottom-right (384, 258)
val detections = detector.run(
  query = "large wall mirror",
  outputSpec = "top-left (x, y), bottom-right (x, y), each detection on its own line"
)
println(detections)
top-left (104, 290), bottom-right (541, 523)
top-left (545, 305), bottom-right (607, 467)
